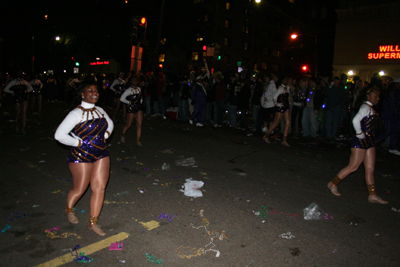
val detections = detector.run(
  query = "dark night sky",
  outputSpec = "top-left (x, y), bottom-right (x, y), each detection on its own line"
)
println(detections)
top-left (1, 0), bottom-right (161, 72)
top-left (1, 0), bottom-right (340, 74)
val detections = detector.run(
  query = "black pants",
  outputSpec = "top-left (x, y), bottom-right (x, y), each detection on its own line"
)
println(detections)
top-left (291, 105), bottom-right (303, 134)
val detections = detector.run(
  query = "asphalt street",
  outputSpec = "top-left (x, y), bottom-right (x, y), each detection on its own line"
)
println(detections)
top-left (0, 100), bottom-right (399, 267)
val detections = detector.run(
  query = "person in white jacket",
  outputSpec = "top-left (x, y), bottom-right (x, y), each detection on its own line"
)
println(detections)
top-left (4, 72), bottom-right (33, 134)
top-left (54, 82), bottom-right (114, 236)
top-left (263, 76), bottom-right (291, 147)
top-left (120, 76), bottom-right (144, 146)
top-left (327, 86), bottom-right (388, 204)
top-left (259, 73), bottom-right (278, 132)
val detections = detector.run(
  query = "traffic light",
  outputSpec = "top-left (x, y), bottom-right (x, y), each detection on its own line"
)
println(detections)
top-left (137, 16), bottom-right (147, 42)
top-left (139, 17), bottom-right (146, 26)
top-left (132, 17), bottom-right (139, 41)
top-left (159, 63), bottom-right (163, 68)
top-left (203, 45), bottom-right (207, 51)
top-left (214, 43), bottom-right (221, 60)
top-left (302, 65), bottom-right (308, 72)
top-left (75, 62), bottom-right (80, 67)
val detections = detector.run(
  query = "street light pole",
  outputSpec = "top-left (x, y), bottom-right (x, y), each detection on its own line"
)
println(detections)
top-left (291, 33), bottom-right (318, 77)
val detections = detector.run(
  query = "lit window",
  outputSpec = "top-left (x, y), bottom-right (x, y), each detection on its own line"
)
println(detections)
top-left (272, 64), bottom-right (279, 72)
top-left (262, 62), bottom-right (267, 69)
top-left (159, 54), bottom-right (165, 62)
top-left (191, 52), bottom-right (199, 61)
top-left (273, 49), bottom-right (280, 57)
top-left (289, 0), bottom-right (295, 3)
top-left (244, 42), bottom-right (248, 50)
top-left (125, 0), bottom-right (128, 3)
top-left (205, 15), bottom-right (208, 22)
top-left (44, 15), bottom-right (48, 20)
top-left (262, 47), bottom-right (268, 55)
top-left (224, 37), bottom-right (229, 46)
top-left (225, 20), bottom-right (229, 28)
top-left (203, 52), bottom-right (207, 57)
top-left (226, 2), bottom-right (230, 10)
top-left (243, 26), bottom-right (249, 33)
top-left (197, 37), bottom-right (203, 41)
top-left (160, 38), bottom-right (166, 45)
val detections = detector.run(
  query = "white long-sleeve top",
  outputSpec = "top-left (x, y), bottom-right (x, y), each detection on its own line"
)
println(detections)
top-left (352, 101), bottom-right (374, 134)
top-left (54, 101), bottom-right (114, 147)
top-left (120, 86), bottom-right (142, 105)
top-left (4, 78), bottom-right (33, 94)
top-left (261, 80), bottom-right (277, 108)
top-left (110, 78), bottom-right (125, 92)
top-left (30, 79), bottom-right (43, 89)
top-left (273, 84), bottom-right (290, 105)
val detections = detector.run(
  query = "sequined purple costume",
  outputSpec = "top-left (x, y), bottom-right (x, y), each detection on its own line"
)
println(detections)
top-left (67, 106), bottom-right (109, 163)
top-left (114, 84), bottom-right (125, 98)
top-left (350, 113), bottom-right (378, 149)
top-left (276, 92), bottom-right (290, 113)
top-left (31, 84), bottom-right (42, 96)
top-left (12, 83), bottom-right (29, 103)
top-left (126, 93), bottom-right (143, 113)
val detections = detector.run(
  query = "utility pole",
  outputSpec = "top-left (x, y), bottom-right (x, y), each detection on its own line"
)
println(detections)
top-left (152, 0), bottom-right (166, 72)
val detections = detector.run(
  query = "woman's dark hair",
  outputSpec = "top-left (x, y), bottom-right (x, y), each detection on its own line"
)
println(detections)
top-left (78, 81), bottom-right (98, 95)
top-left (354, 84), bottom-right (379, 110)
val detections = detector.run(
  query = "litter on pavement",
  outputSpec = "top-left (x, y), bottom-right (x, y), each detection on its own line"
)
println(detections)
top-left (1, 224), bottom-right (11, 233)
top-left (146, 253), bottom-right (163, 264)
top-left (303, 202), bottom-right (324, 220)
top-left (175, 157), bottom-right (196, 166)
top-left (279, 232), bottom-right (295, 239)
top-left (179, 178), bottom-right (204, 198)
top-left (109, 243), bottom-right (123, 250)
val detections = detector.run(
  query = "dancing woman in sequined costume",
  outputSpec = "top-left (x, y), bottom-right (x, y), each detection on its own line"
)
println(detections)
top-left (263, 76), bottom-right (291, 147)
top-left (29, 74), bottom-right (43, 117)
top-left (110, 72), bottom-right (126, 120)
top-left (55, 83), bottom-right (114, 236)
top-left (3, 72), bottom-right (33, 134)
top-left (120, 76), bottom-right (143, 146)
top-left (327, 86), bottom-right (388, 204)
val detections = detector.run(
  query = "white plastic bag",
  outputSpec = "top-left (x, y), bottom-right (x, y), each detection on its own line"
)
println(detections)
top-left (179, 178), bottom-right (204, 198)
top-left (303, 202), bottom-right (323, 220)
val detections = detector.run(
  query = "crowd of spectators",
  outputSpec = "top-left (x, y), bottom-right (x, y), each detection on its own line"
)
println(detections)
top-left (1, 63), bottom-right (399, 154)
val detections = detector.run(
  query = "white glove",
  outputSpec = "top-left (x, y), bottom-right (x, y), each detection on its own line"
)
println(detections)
top-left (71, 132), bottom-right (83, 147)
top-left (276, 103), bottom-right (284, 108)
top-left (356, 133), bottom-right (365, 139)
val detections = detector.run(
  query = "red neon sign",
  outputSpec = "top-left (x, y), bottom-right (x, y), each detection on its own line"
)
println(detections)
top-left (90, 61), bottom-right (110, 65)
top-left (368, 45), bottom-right (400, 59)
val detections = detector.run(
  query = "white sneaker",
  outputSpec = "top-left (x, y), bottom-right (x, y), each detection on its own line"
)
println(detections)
top-left (196, 123), bottom-right (203, 127)
top-left (262, 126), bottom-right (268, 133)
top-left (189, 119), bottom-right (193, 125)
top-left (389, 149), bottom-right (400, 156)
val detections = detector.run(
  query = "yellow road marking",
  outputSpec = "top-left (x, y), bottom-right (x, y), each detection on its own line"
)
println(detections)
top-left (35, 232), bottom-right (130, 267)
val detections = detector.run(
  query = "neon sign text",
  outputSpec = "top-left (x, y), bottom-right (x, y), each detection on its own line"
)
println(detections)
top-left (368, 45), bottom-right (400, 59)
top-left (90, 61), bottom-right (110, 65)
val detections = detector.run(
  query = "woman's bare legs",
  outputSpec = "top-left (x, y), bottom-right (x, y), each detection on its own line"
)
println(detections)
top-left (67, 163), bottom-right (93, 209)
top-left (282, 111), bottom-right (291, 147)
top-left (327, 148), bottom-right (366, 196)
top-left (263, 112), bottom-right (283, 143)
top-left (134, 110), bottom-right (143, 146)
top-left (363, 147), bottom-right (388, 204)
top-left (21, 101), bottom-right (28, 132)
top-left (89, 157), bottom-right (110, 217)
top-left (121, 113), bottom-right (134, 143)
top-left (15, 103), bottom-right (21, 132)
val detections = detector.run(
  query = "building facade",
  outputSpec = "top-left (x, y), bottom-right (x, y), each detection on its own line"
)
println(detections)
top-left (154, 0), bottom-right (333, 76)
top-left (333, 1), bottom-right (400, 82)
